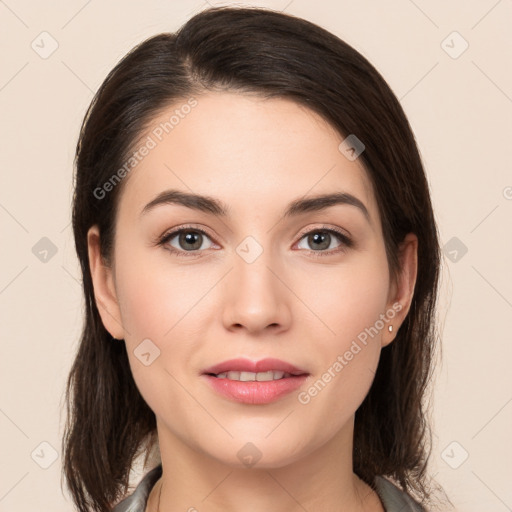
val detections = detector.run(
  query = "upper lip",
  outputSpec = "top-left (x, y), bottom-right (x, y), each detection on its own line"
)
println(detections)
top-left (203, 358), bottom-right (308, 376)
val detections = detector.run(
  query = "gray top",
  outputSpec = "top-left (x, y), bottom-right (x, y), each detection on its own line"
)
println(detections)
top-left (111, 464), bottom-right (425, 512)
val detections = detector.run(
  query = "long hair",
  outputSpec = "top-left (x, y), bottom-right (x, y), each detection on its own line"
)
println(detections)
top-left (61, 6), bottom-right (442, 511)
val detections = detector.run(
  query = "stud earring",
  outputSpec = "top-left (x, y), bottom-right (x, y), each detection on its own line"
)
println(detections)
top-left (388, 325), bottom-right (393, 332)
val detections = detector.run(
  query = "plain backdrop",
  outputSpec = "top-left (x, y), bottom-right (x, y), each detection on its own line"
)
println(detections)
top-left (1, 1), bottom-right (511, 511)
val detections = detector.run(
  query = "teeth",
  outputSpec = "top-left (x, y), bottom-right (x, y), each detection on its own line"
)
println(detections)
top-left (215, 370), bottom-right (291, 381)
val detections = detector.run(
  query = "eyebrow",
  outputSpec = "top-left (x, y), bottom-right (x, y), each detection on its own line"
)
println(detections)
top-left (140, 189), bottom-right (370, 223)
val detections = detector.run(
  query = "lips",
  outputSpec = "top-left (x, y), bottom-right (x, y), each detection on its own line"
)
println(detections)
top-left (202, 357), bottom-right (308, 377)
top-left (201, 358), bottom-right (309, 404)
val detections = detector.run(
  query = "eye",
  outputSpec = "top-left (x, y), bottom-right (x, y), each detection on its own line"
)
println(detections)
top-left (295, 226), bottom-right (353, 258)
top-left (157, 224), bottom-right (353, 259)
top-left (157, 226), bottom-right (216, 257)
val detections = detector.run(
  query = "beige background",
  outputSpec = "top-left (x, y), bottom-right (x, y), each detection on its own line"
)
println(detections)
top-left (1, 0), bottom-right (511, 510)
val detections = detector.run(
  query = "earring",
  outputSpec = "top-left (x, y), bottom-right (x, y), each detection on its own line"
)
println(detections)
top-left (388, 325), bottom-right (393, 332)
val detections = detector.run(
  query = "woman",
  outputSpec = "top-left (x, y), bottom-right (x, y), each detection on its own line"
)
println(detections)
top-left (62, 6), bottom-right (446, 512)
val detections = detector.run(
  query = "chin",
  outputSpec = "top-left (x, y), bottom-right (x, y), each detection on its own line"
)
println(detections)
top-left (202, 435), bottom-right (313, 470)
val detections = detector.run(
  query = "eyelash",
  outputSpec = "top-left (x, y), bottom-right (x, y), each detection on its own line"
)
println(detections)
top-left (156, 224), bottom-right (353, 259)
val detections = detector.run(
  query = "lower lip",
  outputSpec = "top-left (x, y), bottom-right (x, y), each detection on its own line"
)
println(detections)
top-left (202, 374), bottom-right (309, 404)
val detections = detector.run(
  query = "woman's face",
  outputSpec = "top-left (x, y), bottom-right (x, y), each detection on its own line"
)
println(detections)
top-left (89, 91), bottom-right (416, 469)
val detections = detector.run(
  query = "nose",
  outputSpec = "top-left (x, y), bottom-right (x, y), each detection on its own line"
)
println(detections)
top-left (221, 248), bottom-right (292, 335)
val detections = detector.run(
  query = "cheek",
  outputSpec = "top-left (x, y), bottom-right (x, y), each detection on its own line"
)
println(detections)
top-left (113, 237), bottom-right (195, 340)
top-left (112, 242), bottom-right (212, 395)
top-left (302, 256), bottom-right (390, 344)
top-left (113, 252), bottom-right (190, 415)
top-left (295, 254), bottom-right (390, 406)
top-left (116, 269), bottom-right (168, 341)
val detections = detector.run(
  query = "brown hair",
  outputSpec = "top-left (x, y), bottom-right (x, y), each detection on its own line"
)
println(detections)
top-left (62, 6), bottom-right (443, 511)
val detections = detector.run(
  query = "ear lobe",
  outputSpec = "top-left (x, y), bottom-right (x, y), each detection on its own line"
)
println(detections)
top-left (382, 233), bottom-right (418, 347)
top-left (87, 225), bottom-right (125, 340)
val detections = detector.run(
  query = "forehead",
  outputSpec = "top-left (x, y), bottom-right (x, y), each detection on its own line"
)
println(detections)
top-left (117, 91), bottom-right (378, 226)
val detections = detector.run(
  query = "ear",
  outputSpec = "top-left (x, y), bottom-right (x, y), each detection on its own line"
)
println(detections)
top-left (382, 232), bottom-right (418, 347)
top-left (87, 225), bottom-right (125, 340)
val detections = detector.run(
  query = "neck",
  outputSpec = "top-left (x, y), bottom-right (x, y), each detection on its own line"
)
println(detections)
top-left (147, 416), bottom-right (384, 512)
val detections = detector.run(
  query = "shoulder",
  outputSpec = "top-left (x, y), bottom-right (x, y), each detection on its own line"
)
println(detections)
top-left (374, 476), bottom-right (426, 512)
top-left (111, 464), bottom-right (162, 512)
top-left (110, 465), bottom-right (425, 512)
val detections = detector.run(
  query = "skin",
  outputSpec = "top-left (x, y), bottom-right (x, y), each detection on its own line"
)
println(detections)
top-left (88, 92), bottom-right (418, 512)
